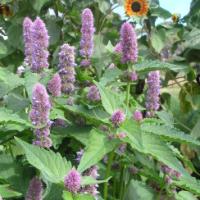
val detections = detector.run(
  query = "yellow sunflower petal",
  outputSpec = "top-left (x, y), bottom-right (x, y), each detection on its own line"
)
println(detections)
top-left (125, 0), bottom-right (149, 17)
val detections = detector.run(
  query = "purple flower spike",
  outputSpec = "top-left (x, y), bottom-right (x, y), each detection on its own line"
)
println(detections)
top-left (87, 85), bottom-right (101, 102)
top-left (48, 73), bottom-right (62, 97)
top-left (133, 110), bottom-right (143, 122)
top-left (146, 71), bottom-right (161, 117)
top-left (80, 8), bottom-right (95, 67)
top-left (59, 44), bottom-right (76, 94)
top-left (31, 17), bottom-right (49, 73)
top-left (111, 110), bottom-right (126, 127)
top-left (29, 83), bottom-right (52, 148)
top-left (23, 17), bottom-right (33, 66)
top-left (64, 168), bottom-right (81, 194)
top-left (25, 177), bottom-right (43, 200)
top-left (120, 22), bottom-right (138, 64)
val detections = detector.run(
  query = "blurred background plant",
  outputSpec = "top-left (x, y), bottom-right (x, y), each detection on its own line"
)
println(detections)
top-left (0, 0), bottom-right (200, 200)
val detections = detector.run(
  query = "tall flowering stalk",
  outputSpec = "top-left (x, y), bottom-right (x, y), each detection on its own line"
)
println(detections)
top-left (47, 73), bottom-right (62, 97)
top-left (23, 17), bottom-right (49, 73)
top-left (23, 17), bottom-right (33, 66)
top-left (25, 177), bottom-right (43, 200)
top-left (146, 71), bottom-right (161, 117)
top-left (80, 8), bottom-right (95, 67)
top-left (31, 17), bottom-right (49, 72)
top-left (58, 44), bottom-right (76, 94)
top-left (29, 83), bottom-right (52, 148)
top-left (120, 22), bottom-right (138, 64)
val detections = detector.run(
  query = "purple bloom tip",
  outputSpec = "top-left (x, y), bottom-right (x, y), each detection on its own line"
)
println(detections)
top-left (64, 168), bottom-right (81, 194)
top-left (111, 110), bottom-right (126, 127)
top-left (120, 22), bottom-right (138, 64)
top-left (25, 177), bottom-right (43, 200)
top-left (133, 110), bottom-right (143, 122)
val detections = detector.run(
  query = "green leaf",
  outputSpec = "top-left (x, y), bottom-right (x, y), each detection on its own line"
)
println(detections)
top-left (78, 129), bottom-right (117, 173)
top-left (0, 108), bottom-right (31, 129)
top-left (100, 68), bottom-right (123, 86)
top-left (0, 41), bottom-right (8, 59)
top-left (62, 191), bottom-right (95, 200)
top-left (184, 28), bottom-right (200, 50)
top-left (176, 191), bottom-right (198, 200)
top-left (151, 30), bottom-right (166, 53)
top-left (0, 153), bottom-right (33, 195)
top-left (0, 185), bottom-right (22, 198)
top-left (95, 82), bottom-right (125, 115)
top-left (15, 138), bottom-right (71, 183)
top-left (46, 19), bottom-right (61, 45)
top-left (141, 123), bottom-right (200, 146)
top-left (191, 118), bottom-right (200, 138)
top-left (32, 0), bottom-right (50, 12)
top-left (24, 71), bottom-right (40, 100)
top-left (174, 176), bottom-right (200, 196)
top-left (125, 180), bottom-right (155, 200)
top-left (151, 6), bottom-right (171, 19)
top-left (0, 68), bottom-right (24, 98)
top-left (81, 176), bottom-right (110, 186)
top-left (121, 120), bottom-right (188, 175)
top-left (52, 126), bottom-right (91, 147)
top-left (62, 191), bottom-right (73, 200)
top-left (135, 60), bottom-right (187, 73)
top-left (7, 24), bottom-right (23, 50)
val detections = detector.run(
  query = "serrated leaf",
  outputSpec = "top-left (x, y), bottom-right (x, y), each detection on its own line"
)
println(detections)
top-left (95, 82), bottom-right (125, 115)
top-left (176, 191), bottom-right (198, 200)
top-left (15, 138), bottom-right (71, 183)
top-left (125, 180), bottom-right (155, 200)
top-left (174, 176), bottom-right (200, 196)
top-left (78, 129), bottom-right (117, 173)
top-left (24, 71), bottom-right (40, 100)
top-left (32, 0), bottom-right (50, 12)
top-left (0, 108), bottom-right (31, 131)
top-left (121, 120), bottom-right (188, 176)
top-left (135, 60), bottom-right (187, 73)
top-left (81, 176), bottom-right (110, 186)
top-left (0, 68), bottom-right (24, 98)
top-left (0, 185), bottom-right (22, 198)
top-left (141, 124), bottom-right (200, 146)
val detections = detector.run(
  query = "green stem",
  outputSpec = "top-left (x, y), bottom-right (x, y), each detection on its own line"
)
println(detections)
top-left (126, 83), bottom-right (131, 115)
top-left (104, 151), bottom-right (115, 200)
top-left (119, 165), bottom-right (125, 200)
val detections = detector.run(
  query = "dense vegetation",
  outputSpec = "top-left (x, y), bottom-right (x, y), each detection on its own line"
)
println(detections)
top-left (0, 0), bottom-right (200, 199)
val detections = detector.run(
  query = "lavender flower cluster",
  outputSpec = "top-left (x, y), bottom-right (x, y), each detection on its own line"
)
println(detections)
top-left (29, 83), bottom-right (52, 148)
top-left (87, 85), bottom-right (101, 102)
top-left (23, 17), bottom-right (49, 73)
top-left (146, 71), bottom-right (161, 117)
top-left (111, 110), bottom-right (126, 127)
top-left (64, 169), bottom-right (81, 194)
top-left (58, 44), bottom-right (76, 94)
top-left (47, 73), bottom-right (62, 97)
top-left (120, 22), bottom-right (138, 64)
top-left (25, 177), bottom-right (43, 200)
top-left (161, 165), bottom-right (182, 185)
top-left (80, 8), bottom-right (95, 67)
top-left (64, 149), bottom-right (99, 198)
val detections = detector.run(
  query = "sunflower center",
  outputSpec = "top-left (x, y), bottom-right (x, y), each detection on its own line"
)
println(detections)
top-left (131, 2), bottom-right (141, 12)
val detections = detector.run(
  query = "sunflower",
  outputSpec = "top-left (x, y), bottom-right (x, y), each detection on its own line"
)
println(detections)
top-left (125, 0), bottom-right (149, 17)
top-left (172, 14), bottom-right (180, 23)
